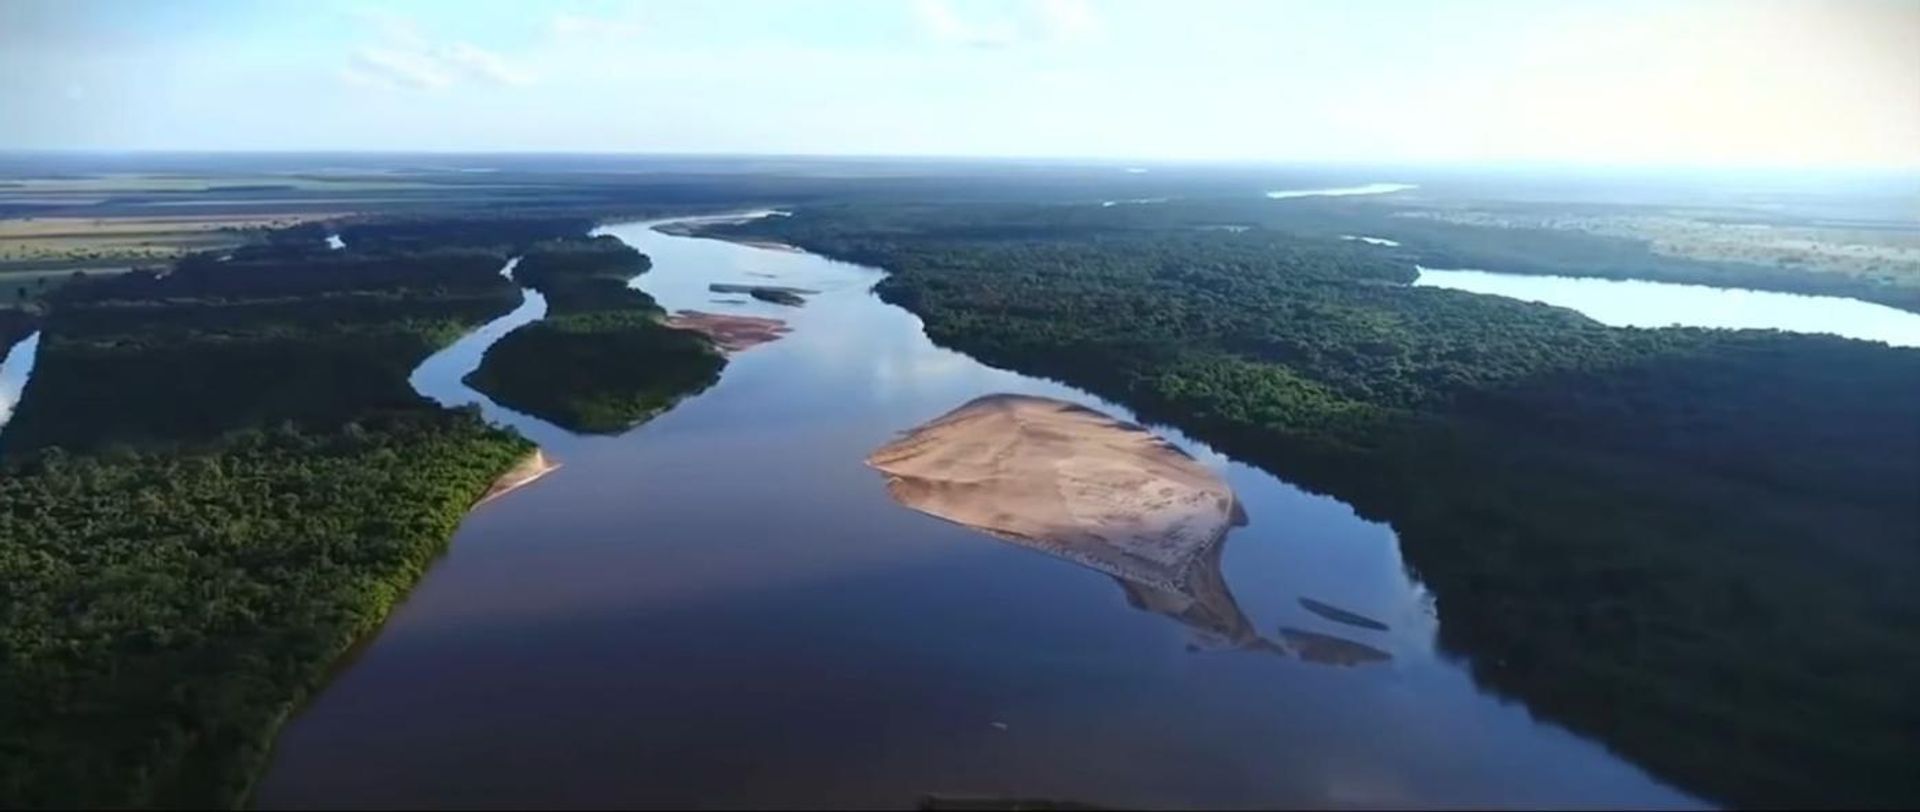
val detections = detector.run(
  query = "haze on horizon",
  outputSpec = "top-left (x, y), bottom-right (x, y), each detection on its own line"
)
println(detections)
top-left (1, 0), bottom-right (1916, 171)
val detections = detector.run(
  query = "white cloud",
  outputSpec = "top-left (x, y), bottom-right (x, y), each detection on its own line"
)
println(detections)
top-left (551, 12), bottom-right (646, 40)
top-left (338, 13), bottom-right (534, 91)
top-left (915, 0), bottom-right (1019, 49)
top-left (444, 42), bottom-right (535, 87)
top-left (1038, 0), bottom-right (1099, 41)
top-left (351, 46), bottom-right (454, 89)
top-left (915, 0), bottom-right (1100, 49)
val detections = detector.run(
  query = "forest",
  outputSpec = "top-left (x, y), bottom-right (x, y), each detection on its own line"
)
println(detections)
top-left (715, 204), bottom-right (1920, 808)
top-left (0, 219), bottom-right (584, 807)
top-left (465, 235), bottom-right (725, 433)
top-left (759, 197), bottom-right (1920, 314)
top-left (0, 306), bottom-right (34, 350)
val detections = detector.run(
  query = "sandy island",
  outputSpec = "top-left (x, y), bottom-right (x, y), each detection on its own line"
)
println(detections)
top-left (666, 310), bottom-right (791, 353)
top-left (867, 393), bottom-right (1249, 591)
top-left (475, 449), bottom-right (561, 507)
top-left (868, 395), bottom-right (1271, 648)
top-left (651, 220), bottom-right (802, 252)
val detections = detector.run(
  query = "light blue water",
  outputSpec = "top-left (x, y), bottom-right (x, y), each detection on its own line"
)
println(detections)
top-left (1266, 182), bottom-right (1417, 200)
top-left (0, 330), bottom-right (40, 433)
top-left (258, 218), bottom-right (1700, 809)
top-left (1415, 267), bottom-right (1920, 348)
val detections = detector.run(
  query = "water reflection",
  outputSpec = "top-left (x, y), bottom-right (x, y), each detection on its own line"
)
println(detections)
top-left (1416, 266), bottom-right (1920, 347)
top-left (1279, 627), bottom-right (1394, 667)
top-left (1300, 597), bottom-right (1391, 632)
top-left (405, 258), bottom-right (577, 449)
top-left (1266, 182), bottom-right (1417, 200)
top-left (258, 216), bottom-right (1703, 810)
top-left (0, 330), bottom-right (40, 432)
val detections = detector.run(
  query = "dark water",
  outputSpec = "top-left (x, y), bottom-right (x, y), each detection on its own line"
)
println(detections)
top-left (257, 218), bottom-right (1700, 809)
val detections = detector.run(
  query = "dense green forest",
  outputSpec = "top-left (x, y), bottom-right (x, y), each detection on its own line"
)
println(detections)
top-left (0, 306), bottom-right (35, 350)
top-left (0, 219), bottom-right (588, 807)
top-left (759, 197), bottom-right (1920, 313)
top-left (465, 235), bottom-right (725, 433)
top-left (717, 205), bottom-right (1920, 808)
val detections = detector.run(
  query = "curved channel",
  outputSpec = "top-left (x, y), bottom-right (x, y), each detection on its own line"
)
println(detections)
top-left (257, 216), bottom-right (1701, 809)
top-left (0, 330), bottom-right (41, 435)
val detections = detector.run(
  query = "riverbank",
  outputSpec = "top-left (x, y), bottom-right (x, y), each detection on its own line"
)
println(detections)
top-left (256, 210), bottom-right (1702, 810)
top-left (0, 218), bottom-right (587, 807)
top-left (476, 449), bottom-right (561, 506)
top-left (650, 215), bottom-right (799, 253)
top-left (710, 204), bottom-right (1920, 807)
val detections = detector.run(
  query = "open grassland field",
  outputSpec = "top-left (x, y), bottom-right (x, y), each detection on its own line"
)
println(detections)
top-left (0, 215), bottom-right (345, 274)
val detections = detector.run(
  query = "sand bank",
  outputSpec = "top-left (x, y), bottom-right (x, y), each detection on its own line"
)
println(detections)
top-left (475, 449), bottom-right (560, 507)
top-left (666, 310), bottom-right (791, 352)
top-left (868, 394), bottom-right (1242, 583)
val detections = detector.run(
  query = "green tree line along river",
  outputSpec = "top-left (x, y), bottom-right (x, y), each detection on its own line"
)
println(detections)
top-left (716, 202), bottom-right (1920, 808)
top-left (0, 216), bottom-right (728, 807)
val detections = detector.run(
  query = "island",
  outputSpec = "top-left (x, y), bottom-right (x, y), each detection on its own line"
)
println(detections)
top-left (708, 282), bottom-right (817, 307)
top-left (867, 394), bottom-right (1270, 650)
top-left (464, 237), bottom-right (726, 434)
top-left (719, 200), bottom-right (1920, 808)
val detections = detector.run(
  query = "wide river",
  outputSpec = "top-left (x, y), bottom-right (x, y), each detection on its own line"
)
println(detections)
top-left (1416, 267), bottom-right (1920, 348)
top-left (257, 218), bottom-right (1699, 808)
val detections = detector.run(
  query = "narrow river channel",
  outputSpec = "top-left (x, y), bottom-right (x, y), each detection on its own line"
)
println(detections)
top-left (0, 330), bottom-right (40, 434)
top-left (256, 216), bottom-right (1700, 809)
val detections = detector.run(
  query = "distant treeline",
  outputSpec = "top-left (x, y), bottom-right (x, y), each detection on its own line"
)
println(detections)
top-left (757, 197), bottom-right (1920, 313)
top-left (717, 204), bottom-right (1920, 808)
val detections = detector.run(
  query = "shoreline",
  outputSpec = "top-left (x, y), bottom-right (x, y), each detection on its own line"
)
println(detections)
top-left (474, 448), bottom-right (562, 507)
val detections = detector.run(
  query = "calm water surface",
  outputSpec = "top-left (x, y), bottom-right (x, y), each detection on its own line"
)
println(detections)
top-left (0, 330), bottom-right (40, 432)
top-left (1416, 267), bottom-right (1920, 348)
top-left (257, 219), bottom-right (1699, 809)
top-left (1266, 182), bottom-right (1417, 200)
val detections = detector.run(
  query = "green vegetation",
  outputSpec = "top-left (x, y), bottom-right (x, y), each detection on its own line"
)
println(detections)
top-left (0, 414), bottom-right (528, 808)
top-left (465, 236), bottom-right (725, 433)
top-left (789, 196), bottom-right (1920, 313)
top-left (0, 218), bottom-right (593, 807)
top-left (0, 306), bottom-right (35, 348)
top-left (719, 204), bottom-right (1920, 808)
top-left (1393, 207), bottom-right (1920, 304)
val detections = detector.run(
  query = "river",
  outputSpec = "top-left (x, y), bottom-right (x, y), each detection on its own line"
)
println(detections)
top-left (0, 330), bottom-right (40, 433)
top-left (1416, 267), bottom-right (1920, 348)
top-left (255, 217), bottom-right (1698, 808)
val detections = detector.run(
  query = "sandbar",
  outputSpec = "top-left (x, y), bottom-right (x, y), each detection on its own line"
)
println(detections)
top-left (666, 310), bottom-right (791, 352)
top-left (475, 449), bottom-right (561, 507)
top-left (867, 394), bottom-right (1241, 575)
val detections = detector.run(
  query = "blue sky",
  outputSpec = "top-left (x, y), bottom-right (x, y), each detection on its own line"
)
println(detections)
top-left (2, 0), bottom-right (1915, 168)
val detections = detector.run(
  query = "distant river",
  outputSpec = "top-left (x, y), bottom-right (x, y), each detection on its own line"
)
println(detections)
top-left (257, 216), bottom-right (1700, 809)
top-left (0, 330), bottom-right (40, 432)
top-left (1266, 182), bottom-right (1417, 199)
top-left (1416, 267), bottom-right (1920, 348)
